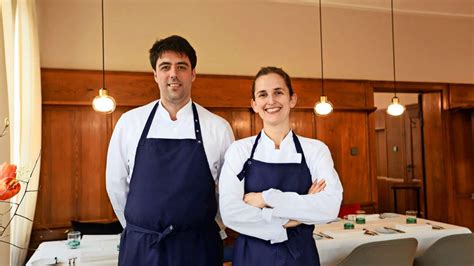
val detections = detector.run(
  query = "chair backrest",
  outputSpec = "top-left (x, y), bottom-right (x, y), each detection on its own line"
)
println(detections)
top-left (338, 203), bottom-right (361, 218)
top-left (71, 220), bottom-right (123, 235)
top-left (338, 238), bottom-right (418, 266)
top-left (414, 233), bottom-right (474, 266)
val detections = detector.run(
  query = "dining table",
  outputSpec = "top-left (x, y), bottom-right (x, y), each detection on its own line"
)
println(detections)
top-left (314, 213), bottom-right (472, 266)
top-left (26, 214), bottom-right (471, 265)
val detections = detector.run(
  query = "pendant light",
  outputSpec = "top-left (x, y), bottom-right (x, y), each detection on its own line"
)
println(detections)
top-left (92, 0), bottom-right (116, 114)
top-left (386, 0), bottom-right (405, 116)
top-left (314, 0), bottom-right (333, 116)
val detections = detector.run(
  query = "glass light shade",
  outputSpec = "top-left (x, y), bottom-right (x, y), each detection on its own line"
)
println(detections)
top-left (314, 95), bottom-right (333, 116)
top-left (92, 88), bottom-right (116, 114)
top-left (387, 96), bottom-right (405, 116)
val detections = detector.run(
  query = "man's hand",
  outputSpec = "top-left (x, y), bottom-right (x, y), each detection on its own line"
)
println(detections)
top-left (243, 192), bottom-right (266, 208)
top-left (308, 179), bottom-right (326, 194)
top-left (284, 220), bottom-right (302, 228)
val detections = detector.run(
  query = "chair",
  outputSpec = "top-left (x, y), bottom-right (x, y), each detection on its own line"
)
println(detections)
top-left (338, 238), bottom-right (418, 266)
top-left (71, 220), bottom-right (123, 235)
top-left (414, 233), bottom-right (474, 266)
top-left (338, 203), bottom-right (361, 218)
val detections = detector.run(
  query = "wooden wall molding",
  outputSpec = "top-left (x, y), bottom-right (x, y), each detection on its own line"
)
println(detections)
top-left (35, 68), bottom-right (474, 235)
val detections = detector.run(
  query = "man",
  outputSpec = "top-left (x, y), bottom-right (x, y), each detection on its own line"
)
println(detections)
top-left (106, 35), bottom-right (234, 266)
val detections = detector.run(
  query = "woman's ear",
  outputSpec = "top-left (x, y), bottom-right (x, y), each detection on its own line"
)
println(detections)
top-left (290, 93), bottom-right (298, 108)
top-left (251, 99), bottom-right (258, 113)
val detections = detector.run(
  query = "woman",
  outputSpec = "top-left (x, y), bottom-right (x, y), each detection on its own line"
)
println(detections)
top-left (219, 67), bottom-right (343, 266)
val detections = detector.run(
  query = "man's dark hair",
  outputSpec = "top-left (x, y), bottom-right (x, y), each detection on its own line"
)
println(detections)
top-left (149, 35), bottom-right (197, 70)
top-left (252, 66), bottom-right (294, 100)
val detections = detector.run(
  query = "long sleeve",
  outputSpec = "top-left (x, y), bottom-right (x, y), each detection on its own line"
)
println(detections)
top-left (219, 143), bottom-right (289, 244)
top-left (105, 117), bottom-right (130, 228)
top-left (262, 142), bottom-right (343, 224)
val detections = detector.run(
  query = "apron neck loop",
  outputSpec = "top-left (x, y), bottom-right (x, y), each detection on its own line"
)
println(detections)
top-left (139, 101), bottom-right (160, 145)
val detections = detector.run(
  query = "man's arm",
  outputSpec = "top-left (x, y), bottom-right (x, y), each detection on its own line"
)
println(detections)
top-left (105, 117), bottom-right (130, 228)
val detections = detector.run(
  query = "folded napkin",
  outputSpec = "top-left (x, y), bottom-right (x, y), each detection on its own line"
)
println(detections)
top-left (322, 230), bottom-right (365, 239)
top-left (395, 223), bottom-right (432, 232)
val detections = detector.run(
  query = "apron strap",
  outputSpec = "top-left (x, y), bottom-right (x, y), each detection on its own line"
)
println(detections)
top-left (292, 132), bottom-right (308, 165)
top-left (237, 132), bottom-right (262, 181)
top-left (191, 103), bottom-right (203, 143)
top-left (249, 131), bottom-right (262, 160)
top-left (138, 102), bottom-right (159, 145)
top-left (126, 223), bottom-right (174, 250)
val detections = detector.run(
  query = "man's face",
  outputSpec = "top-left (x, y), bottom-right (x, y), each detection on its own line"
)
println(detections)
top-left (251, 73), bottom-right (297, 127)
top-left (154, 51), bottom-right (196, 106)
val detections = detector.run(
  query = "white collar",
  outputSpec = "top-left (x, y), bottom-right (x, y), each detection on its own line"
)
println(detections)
top-left (157, 99), bottom-right (193, 121)
top-left (259, 129), bottom-right (294, 151)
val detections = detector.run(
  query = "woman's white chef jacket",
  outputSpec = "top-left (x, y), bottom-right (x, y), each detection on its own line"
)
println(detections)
top-left (219, 130), bottom-right (343, 244)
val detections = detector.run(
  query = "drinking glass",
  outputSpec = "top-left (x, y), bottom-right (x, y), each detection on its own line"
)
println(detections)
top-left (406, 210), bottom-right (417, 224)
top-left (355, 210), bottom-right (366, 224)
top-left (67, 231), bottom-right (81, 249)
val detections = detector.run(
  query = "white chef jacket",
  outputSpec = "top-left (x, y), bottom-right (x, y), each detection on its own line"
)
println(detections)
top-left (219, 130), bottom-right (343, 244)
top-left (106, 100), bottom-right (235, 227)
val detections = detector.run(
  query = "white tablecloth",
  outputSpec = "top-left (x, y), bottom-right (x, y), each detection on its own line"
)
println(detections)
top-left (26, 216), bottom-right (471, 266)
top-left (26, 234), bottom-right (120, 265)
top-left (314, 215), bottom-right (472, 266)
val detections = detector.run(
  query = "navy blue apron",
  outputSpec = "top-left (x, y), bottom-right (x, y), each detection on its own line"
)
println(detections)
top-left (118, 102), bottom-right (222, 266)
top-left (233, 131), bottom-right (320, 266)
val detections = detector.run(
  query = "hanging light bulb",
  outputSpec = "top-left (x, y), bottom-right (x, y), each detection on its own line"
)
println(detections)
top-left (314, 0), bottom-right (333, 116)
top-left (92, 0), bottom-right (116, 114)
top-left (387, 96), bottom-right (405, 116)
top-left (386, 0), bottom-right (405, 116)
top-left (314, 95), bottom-right (333, 116)
top-left (92, 88), bottom-right (116, 113)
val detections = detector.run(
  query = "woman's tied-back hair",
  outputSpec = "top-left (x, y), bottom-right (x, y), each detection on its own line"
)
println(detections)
top-left (149, 35), bottom-right (197, 70)
top-left (252, 66), bottom-right (293, 100)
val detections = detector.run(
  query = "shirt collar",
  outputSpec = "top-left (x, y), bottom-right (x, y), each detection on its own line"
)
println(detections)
top-left (260, 129), bottom-right (294, 151)
top-left (157, 99), bottom-right (193, 121)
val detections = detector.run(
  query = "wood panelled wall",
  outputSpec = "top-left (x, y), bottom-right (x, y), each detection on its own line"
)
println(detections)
top-left (34, 68), bottom-right (474, 234)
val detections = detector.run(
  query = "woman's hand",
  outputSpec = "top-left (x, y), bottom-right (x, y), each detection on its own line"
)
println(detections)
top-left (284, 220), bottom-right (302, 228)
top-left (243, 192), bottom-right (266, 208)
top-left (308, 179), bottom-right (326, 194)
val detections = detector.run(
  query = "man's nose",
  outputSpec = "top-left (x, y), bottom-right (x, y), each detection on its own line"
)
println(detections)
top-left (169, 66), bottom-right (178, 78)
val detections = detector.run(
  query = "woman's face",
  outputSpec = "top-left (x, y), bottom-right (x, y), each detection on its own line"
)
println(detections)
top-left (251, 73), bottom-right (297, 127)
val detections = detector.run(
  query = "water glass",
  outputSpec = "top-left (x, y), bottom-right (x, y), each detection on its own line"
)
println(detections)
top-left (343, 215), bottom-right (355, 230)
top-left (406, 210), bottom-right (417, 224)
top-left (67, 231), bottom-right (81, 249)
top-left (355, 210), bottom-right (366, 224)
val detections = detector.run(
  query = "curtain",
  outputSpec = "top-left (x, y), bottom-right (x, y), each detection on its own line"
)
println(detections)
top-left (5, 0), bottom-right (42, 264)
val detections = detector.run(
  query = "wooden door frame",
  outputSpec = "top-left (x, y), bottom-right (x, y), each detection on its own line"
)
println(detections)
top-left (369, 81), bottom-right (451, 222)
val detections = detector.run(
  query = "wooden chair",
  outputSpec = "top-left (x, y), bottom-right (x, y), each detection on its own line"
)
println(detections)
top-left (414, 233), bottom-right (474, 266)
top-left (338, 238), bottom-right (418, 266)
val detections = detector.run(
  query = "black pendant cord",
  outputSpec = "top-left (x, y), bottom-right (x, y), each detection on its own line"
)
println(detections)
top-left (101, 0), bottom-right (105, 89)
top-left (391, 0), bottom-right (397, 97)
top-left (318, 0), bottom-right (325, 96)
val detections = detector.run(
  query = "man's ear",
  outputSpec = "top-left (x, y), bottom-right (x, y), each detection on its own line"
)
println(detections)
top-left (191, 69), bottom-right (196, 82)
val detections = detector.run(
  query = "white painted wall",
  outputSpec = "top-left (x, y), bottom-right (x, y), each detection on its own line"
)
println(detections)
top-left (37, 0), bottom-right (474, 83)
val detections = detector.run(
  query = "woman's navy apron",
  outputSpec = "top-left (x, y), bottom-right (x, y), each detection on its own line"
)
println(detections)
top-left (233, 131), bottom-right (320, 266)
top-left (118, 102), bottom-right (222, 266)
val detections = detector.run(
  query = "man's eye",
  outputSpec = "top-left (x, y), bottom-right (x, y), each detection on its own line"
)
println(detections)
top-left (160, 66), bottom-right (170, 71)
